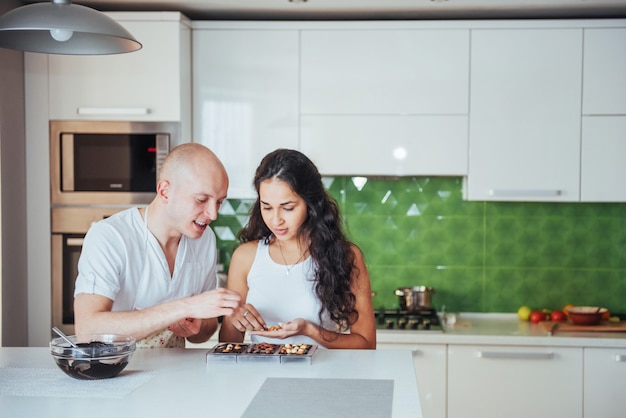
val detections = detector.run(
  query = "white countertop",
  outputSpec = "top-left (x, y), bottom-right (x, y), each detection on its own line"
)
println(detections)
top-left (0, 347), bottom-right (422, 418)
top-left (375, 313), bottom-right (626, 347)
top-left (184, 314), bottom-right (626, 350)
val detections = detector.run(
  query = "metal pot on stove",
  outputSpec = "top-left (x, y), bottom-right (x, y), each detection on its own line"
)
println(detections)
top-left (395, 286), bottom-right (435, 311)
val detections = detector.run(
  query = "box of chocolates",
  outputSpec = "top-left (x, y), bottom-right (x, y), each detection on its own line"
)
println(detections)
top-left (206, 342), bottom-right (318, 364)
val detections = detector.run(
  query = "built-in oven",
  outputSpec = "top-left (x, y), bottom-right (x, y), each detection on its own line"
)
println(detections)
top-left (51, 206), bottom-right (132, 335)
top-left (50, 120), bottom-right (178, 334)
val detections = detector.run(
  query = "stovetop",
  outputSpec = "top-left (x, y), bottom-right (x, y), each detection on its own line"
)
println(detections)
top-left (375, 307), bottom-right (444, 332)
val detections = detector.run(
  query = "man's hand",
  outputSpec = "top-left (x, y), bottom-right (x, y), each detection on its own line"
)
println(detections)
top-left (186, 287), bottom-right (242, 318)
top-left (168, 317), bottom-right (201, 338)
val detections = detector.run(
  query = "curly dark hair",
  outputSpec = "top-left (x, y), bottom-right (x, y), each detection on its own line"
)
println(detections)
top-left (237, 149), bottom-right (358, 341)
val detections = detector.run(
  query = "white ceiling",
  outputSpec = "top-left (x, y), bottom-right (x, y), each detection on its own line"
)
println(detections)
top-left (22, 0), bottom-right (626, 20)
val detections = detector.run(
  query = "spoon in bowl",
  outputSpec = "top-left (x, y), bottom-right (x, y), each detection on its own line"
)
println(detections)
top-left (52, 327), bottom-right (77, 348)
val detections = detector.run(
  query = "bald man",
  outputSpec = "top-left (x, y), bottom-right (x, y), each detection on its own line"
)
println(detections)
top-left (74, 143), bottom-right (242, 347)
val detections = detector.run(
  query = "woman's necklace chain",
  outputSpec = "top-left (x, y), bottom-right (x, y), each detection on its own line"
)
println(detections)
top-left (277, 240), bottom-right (305, 276)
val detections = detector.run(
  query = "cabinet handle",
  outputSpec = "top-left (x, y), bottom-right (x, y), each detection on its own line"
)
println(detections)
top-left (477, 351), bottom-right (554, 360)
top-left (616, 354), bottom-right (626, 362)
top-left (489, 189), bottom-right (562, 197)
top-left (77, 107), bottom-right (150, 116)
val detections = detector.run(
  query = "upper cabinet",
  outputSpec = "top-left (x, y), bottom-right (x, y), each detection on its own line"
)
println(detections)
top-left (466, 28), bottom-right (583, 202)
top-left (47, 12), bottom-right (192, 139)
top-left (301, 115), bottom-right (468, 176)
top-left (582, 28), bottom-right (626, 115)
top-left (300, 29), bottom-right (469, 115)
top-left (192, 26), bottom-right (299, 198)
top-left (581, 117), bottom-right (626, 201)
top-left (580, 28), bottom-right (626, 202)
top-left (299, 28), bottom-right (470, 176)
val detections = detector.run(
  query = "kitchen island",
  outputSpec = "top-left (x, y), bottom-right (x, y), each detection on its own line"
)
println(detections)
top-left (0, 347), bottom-right (422, 418)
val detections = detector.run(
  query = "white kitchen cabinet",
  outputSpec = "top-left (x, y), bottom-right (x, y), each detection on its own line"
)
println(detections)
top-left (447, 345), bottom-right (583, 418)
top-left (581, 116), bottom-right (626, 202)
top-left (466, 29), bottom-right (583, 201)
top-left (378, 343), bottom-right (447, 418)
top-left (192, 28), bottom-right (299, 198)
top-left (48, 12), bottom-right (191, 139)
top-left (582, 28), bottom-right (626, 115)
top-left (301, 115), bottom-right (468, 176)
top-left (583, 347), bottom-right (626, 418)
top-left (300, 29), bottom-right (469, 115)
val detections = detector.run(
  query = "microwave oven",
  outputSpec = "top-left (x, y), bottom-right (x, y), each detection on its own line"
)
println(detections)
top-left (50, 120), bottom-right (179, 206)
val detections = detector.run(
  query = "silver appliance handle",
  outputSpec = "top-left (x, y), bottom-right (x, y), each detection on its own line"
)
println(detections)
top-left (66, 238), bottom-right (84, 247)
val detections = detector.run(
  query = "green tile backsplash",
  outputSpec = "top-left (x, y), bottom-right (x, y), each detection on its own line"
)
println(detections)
top-left (212, 177), bottom-right (626, 315)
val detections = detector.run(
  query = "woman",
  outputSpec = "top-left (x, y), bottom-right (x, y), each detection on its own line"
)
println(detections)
top-left (219, 149), bottom-right (376, 349)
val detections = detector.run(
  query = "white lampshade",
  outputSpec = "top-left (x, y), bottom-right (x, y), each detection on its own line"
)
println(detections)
top-left (0, 0), bottom-right (141, 55)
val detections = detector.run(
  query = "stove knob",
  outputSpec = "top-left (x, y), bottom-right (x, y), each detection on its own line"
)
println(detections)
top-left (385, 320), bottom-right (395, 329)
top-left (408, 319), bottom-right (419, 330)
top-left (398, 319), bottom-right (407, 329)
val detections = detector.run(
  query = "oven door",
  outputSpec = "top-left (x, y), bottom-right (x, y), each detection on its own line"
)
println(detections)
top-left (50, 206), bottom-right (129, 335)
top-left (51, 233), bottom-right (84, 335)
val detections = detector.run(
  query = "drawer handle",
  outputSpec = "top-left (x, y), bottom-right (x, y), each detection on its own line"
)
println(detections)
top-left (77, 107), bottom-right (150, 116)
top-left (616, 354), bottom-right (626, 362)
top-left (489, 189), bottom-right (562, 197)
top-left (477, 351), bottom-right (554, 360)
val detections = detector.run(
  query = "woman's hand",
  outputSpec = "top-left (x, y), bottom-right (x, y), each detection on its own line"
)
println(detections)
top-left (233, 304), bottom-right (266, 332)
top-left (251, 318), bottom-right (307, 339)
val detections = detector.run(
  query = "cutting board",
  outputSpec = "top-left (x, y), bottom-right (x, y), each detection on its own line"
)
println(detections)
top-left (539, 320), bottom-right (626, 333)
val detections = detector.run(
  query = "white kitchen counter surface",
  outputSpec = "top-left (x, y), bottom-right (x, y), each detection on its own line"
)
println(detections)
top-left (0, 347), bottom-right (422, 418)
top-left (186, 314), bottom-right (626, 350)
top-left (376, 313), bottom-right (626, 348)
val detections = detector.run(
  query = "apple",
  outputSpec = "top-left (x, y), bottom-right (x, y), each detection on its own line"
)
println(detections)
top-left (517, 306), bottom-right (532, 321)
top-left (550, 310), bottom-right (566, 322)
top-left (529, 310), bottom-right (547, 324)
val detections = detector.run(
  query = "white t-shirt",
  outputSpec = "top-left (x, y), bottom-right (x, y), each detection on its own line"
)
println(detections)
top-left (246, 240), bottom-right (335, 347)
top-left (74, 207), bottom-right (218, 312)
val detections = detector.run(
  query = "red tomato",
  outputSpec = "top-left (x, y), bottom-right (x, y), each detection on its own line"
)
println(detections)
top-left (550, 310), bottom-right (566, 322)
top-left (529, 310), bottom-right (547, 324)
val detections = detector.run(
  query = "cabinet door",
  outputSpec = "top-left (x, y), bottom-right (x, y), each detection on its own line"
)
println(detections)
top-left (581, 116), bottom-right (626, 201)
top-left (583, 28), bottom-right (626, 115)
top-left (467, 29), bottom-right (583, 201)
top-left (301, 29), bottom-right (469, 115)
top-left (192, 29), bottom-right (299, 198)
top-left (448, 345), bottom-right (583, 418)
top-left (378, 343), bottom-right (446, 418)
top-left (48, 15), bottom-right (189, 122)
top-left (301, 115), bottom-right (468, 176)
top-left (584, 347), bottom-right (626, 418)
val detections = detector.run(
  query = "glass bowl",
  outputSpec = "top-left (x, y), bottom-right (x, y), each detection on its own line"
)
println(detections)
top-left (50, 334), bottom-right (136, 380)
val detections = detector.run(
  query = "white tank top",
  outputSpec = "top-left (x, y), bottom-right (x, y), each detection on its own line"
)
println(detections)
top-left (246, 240), bottom-right (334, 347)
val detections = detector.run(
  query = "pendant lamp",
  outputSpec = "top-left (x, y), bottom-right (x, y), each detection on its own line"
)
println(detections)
top-left (0, 0), bottom-right (141, 55)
